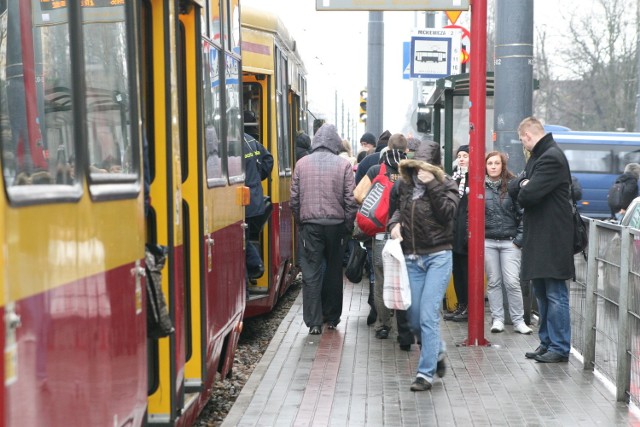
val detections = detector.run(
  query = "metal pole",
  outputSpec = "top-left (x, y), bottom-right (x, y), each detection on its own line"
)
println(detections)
top-left (635, 0), bottom-right (640, 131)
top-left (334, 90), bottom-right (338, 127)
top-left (494, 0), bottom-right (533, 173)
top-left (466, 0), bottom-right (488, 346)
top-left (367, 11), bottom-right (384, 139)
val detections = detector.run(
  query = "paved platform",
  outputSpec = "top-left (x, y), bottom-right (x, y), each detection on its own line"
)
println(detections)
top-left (222, 278), bottom-right (640, 426)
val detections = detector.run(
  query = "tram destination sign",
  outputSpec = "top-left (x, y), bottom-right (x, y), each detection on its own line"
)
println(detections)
top-left (316, 0), bottom-right (469, 11)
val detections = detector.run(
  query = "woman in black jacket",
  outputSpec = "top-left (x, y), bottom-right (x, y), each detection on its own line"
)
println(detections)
top-left (483, 151), bottom-right (531, 335)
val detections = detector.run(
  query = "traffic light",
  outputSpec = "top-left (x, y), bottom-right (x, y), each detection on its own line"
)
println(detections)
top-left (359, 89), bottom-right (367, 123)
top-left (416, 103), bottom-right (432, 134)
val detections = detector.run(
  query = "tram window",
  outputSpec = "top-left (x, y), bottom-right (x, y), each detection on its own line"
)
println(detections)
top-left (243, 83), bottom-right (262, 142)
top-left (275, 50), bottom-right (291, 176)
top-left (0, 1), bottom-right (78, 193)
top-left (82, 4), bottom-right (136, 184)
top-left (226, 55), bottom-right (244, 183)
top-left (203, 44), bottom-right (224, 185)
top-left (208, 0), bottom-right (222, 46)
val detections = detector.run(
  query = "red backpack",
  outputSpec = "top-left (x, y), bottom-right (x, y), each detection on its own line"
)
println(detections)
top-left (356, 164), bottom-right (394, 236)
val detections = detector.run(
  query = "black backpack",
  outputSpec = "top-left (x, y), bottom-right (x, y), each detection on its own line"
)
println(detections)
top-left (607, 180), bottom-right (626, 212)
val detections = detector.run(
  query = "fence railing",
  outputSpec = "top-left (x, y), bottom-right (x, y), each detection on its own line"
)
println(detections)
top-left (569, 218), bottom-right (640, 405)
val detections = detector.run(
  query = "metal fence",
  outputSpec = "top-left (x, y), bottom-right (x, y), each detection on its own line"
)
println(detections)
top-left (569, 218), bottom-right (640, 405)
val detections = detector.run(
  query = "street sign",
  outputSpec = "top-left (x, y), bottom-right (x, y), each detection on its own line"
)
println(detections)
top-left (316, 0), bottom-right (469, 11)
top-left (410, 28), bottom-right (461, 79)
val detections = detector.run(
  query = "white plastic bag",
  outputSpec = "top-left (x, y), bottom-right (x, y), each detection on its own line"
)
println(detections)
top-left (381, 238), bottom-right (411, 310)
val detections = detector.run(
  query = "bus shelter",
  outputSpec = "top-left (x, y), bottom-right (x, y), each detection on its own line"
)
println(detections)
top-left (425, 72), bottom-right (494, 175)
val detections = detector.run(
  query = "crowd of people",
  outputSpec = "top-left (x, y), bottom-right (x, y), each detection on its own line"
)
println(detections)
top-left (287, 116), bottom-right (577, 392)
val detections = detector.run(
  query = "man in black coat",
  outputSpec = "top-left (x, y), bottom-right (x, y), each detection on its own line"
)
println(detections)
top-left (508, 116), bottom-right (574, 364)
top-left (244, 133), bottom-right (274, 279)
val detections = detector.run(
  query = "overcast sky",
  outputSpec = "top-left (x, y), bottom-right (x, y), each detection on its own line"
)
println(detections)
top-left (241, 0), bottom-right (592, 140)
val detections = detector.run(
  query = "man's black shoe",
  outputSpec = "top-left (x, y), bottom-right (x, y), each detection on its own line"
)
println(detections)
top-left (534, 351), bottom-right (568, 363)
top-left (309, 326), bottom-right (322, 335)
top-left (367, 306), bottom-right (377, 326)
top-left (248, 264), bottom-right (264, 279)
top-left (375, 327), bottom-right (390, 339)
top-left (525, 345), bottom-right (548, 359)
top-left (327, 320), bottom-right (339, 330)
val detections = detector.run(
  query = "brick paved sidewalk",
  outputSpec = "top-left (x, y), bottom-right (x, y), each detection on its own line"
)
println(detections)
top-left (222, 279), bottom-right (640, 426)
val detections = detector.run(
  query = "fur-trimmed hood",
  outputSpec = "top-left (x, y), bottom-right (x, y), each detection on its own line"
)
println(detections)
top-left (399, 159), bottom-right (446, 184)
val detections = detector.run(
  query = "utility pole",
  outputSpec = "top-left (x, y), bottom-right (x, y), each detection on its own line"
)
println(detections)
top-left (367, 11), bottom-right (384, 139)
top-left (494, 0), bottom-right (533, 173)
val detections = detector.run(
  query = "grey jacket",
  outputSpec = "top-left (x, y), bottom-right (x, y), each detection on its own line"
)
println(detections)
top-left (290, 124), bottom-right (357, 228)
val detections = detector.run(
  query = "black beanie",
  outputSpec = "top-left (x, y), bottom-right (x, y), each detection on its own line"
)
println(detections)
top-left (456, 145), bottom-right (470, 155)
top-left (376, 130), bottom-right (392, 150)
top-left (360, 132), bottom-right (376, 147)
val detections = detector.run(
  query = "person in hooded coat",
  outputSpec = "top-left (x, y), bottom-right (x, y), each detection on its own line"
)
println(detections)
top-left (388, 139), bottom-right (459, 391)
top-left (295, 131), bottom-right (311, 162)
top-left (291, 123), bottom-right (358, 335)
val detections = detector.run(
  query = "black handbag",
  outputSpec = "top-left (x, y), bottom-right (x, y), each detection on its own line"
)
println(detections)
top-left (345, 241), bottom-right (367, 283)
top-left (570, 183), bottom-right (588, 259)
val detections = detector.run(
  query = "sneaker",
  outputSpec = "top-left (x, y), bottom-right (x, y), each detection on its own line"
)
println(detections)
top-left (444, 303), bottom-right (466, 321)
top-left (327, 320), bottom-right (340, 330)
top-left (410, 377), bottom-right (432, 391)
top-left (491, 320), bottom-right (504, 333)
top-left (436, 354), bottom-right (446, 378)
top-left (309, 326), bottom-right (322, 335)
top-left (451, 306), bottom-right (468, 322)
top-left (514, 322), bottom-right (533, 335)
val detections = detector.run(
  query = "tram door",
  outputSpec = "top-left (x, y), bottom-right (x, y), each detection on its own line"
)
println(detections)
top-left (143, 0), bottom-right (187, 422)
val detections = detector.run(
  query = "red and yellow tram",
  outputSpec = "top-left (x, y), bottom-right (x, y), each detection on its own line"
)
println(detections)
top-left (0, 0), bottom-right (249, 425)
top-left (241, 6), bottom-right (307, 317)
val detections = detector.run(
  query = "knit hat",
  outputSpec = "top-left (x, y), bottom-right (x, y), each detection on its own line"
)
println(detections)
top-left (360, 132), bottom-right (376, 147)
top-left (456, 144), bottom-right (470, 155)
top-left (406, 137), bottom-right (421, 152)
top-left (375, 130), bottom-right (392, 151)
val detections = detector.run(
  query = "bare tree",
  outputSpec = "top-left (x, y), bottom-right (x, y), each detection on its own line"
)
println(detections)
top-left (534, 0), bottom-right (637, 131)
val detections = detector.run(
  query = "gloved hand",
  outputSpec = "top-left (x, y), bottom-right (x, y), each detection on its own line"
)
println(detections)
top-left (417, 169), bottom-right (435, 184)
top-left (390, 223), bottom-right (403, 241)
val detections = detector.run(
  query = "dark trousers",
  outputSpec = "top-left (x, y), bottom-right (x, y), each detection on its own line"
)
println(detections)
top-left (396, 310), bottom-right (414, 346)
top-left (452, 252), bottom-right (469, 305)
top-left (299, 223), bottom-right (348, 327)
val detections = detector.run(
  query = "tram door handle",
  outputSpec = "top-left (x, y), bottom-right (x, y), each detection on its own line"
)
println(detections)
top-left (206, 234), bottom-right (214, 272)
top-left (5, 303), bottom-right (21, 330)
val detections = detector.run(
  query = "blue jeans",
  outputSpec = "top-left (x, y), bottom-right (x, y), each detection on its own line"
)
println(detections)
top-left (405, 250), bottom-right (452, 382)
top-left (532, 278), bottom-right (571, 355)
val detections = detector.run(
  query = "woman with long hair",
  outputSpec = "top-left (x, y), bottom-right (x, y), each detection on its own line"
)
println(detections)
top-left (484, 151), bottom-right (532, 334)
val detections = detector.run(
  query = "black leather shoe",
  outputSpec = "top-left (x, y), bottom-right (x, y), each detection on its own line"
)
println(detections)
top-left (327, 320), bottom-right (339, 330)
top-left (248, 264), bottom-right (265, 280)
top-left (375, 327), bottom-right (390, 339)
top-left (309, 326), bottom-right (322, 335)
top-left (534, 351), bottom-right (568, 363)
top-left (525, 346), bottom-right (547, 359)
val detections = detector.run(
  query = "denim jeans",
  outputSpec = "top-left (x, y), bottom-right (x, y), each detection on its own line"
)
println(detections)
top-left (405, 250), bottom-right (452, 382)
top-left (532, 278), bottom-right (571, 355)
top-left (485, 239), bottom-right (524, 325)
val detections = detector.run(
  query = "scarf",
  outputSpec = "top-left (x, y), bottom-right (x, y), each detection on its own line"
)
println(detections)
top-left (452, 169), bottom-right (467, 197)
top-left (380, 149), bottom-right (406, 171)
top-left (411, 174), bottom-right (426, 200)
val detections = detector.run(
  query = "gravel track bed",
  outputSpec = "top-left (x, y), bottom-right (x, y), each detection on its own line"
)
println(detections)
top-left (194, 280), bottom-right (301, 426)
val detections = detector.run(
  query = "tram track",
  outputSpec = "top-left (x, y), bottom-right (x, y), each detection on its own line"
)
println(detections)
top-left (195, 280), bottom-right (302, 426)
